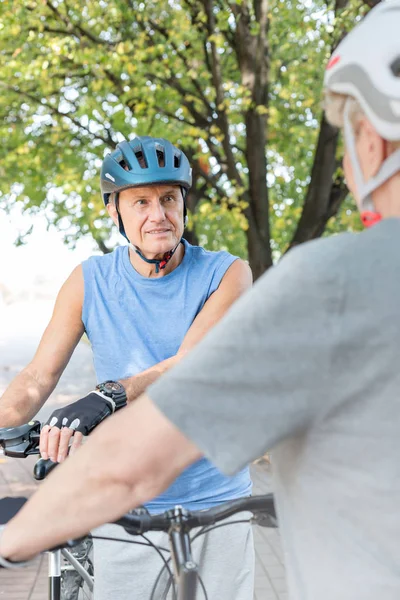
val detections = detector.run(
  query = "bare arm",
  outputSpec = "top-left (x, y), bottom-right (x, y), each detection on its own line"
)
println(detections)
top-left (0, 267), bottom-right (85, 427)
top-left (0, 394), bottom-right (201, 561)
top-left (121, 259), bottom-right (253, 400)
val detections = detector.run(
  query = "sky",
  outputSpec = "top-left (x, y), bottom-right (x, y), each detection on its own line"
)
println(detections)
top-left (0, 204), bottom-right (97, 302)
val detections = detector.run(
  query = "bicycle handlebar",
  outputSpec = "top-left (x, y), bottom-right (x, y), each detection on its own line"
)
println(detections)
top-left (0, 423), bottom-right (278, 542)
top-left (116, 494), bottom-right (277, 535)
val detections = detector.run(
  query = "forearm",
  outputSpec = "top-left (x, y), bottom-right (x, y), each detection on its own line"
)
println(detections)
top-left (0, 367), bottom-right (56, 427)
top-left (0, 394), bottom-right (201, 561)
top-left (121, 353), bottom-right (185, 402)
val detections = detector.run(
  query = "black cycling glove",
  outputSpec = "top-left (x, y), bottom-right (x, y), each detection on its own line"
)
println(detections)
top-left (44, 391), bottom-right (115, 436)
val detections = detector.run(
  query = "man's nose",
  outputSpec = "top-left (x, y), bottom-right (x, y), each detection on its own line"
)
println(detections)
top-left (149, 201), bottom-right (166, 221)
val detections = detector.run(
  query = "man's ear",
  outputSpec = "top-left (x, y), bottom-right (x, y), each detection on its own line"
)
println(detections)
top-left (357, 117), bottom-right (386, 181)
top-left (107, 201), bottom-right (119, 228)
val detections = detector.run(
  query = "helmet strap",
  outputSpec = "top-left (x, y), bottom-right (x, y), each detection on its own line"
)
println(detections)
top-left (115, 193), bottom-right (130, 242)
top-left (181, 186), bottom-right (188, 227)
top-left (343, 100), bottom-right (400, 228)
top-left (130, 240), bottom-right (183, 274)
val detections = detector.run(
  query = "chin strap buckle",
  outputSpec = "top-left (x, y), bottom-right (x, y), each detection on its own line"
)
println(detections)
top-left (157, 251), bottom-right (174, 272)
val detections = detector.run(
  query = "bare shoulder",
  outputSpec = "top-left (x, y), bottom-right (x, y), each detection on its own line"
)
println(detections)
top-left (54, 265), bottom-right (84, 312)
top-left (28, 265), bottom-right (85, 380)
top-left (219, 258), bottom-right (253, 293)
top-left (46, 265), bottom-right (85, 333)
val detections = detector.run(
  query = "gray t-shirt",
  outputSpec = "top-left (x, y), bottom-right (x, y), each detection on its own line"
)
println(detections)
top-left (148, 218), bottom-right (400, 599)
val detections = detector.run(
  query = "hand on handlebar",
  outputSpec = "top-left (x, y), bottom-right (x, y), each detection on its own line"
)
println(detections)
top-left (40, 391), bottom-right (115, 462)
top-left (39, 425), bottom-right (84, 463)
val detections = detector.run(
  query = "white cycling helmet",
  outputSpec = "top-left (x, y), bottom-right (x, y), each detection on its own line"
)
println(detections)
top-left (324, 0), bottom-right (400, 225)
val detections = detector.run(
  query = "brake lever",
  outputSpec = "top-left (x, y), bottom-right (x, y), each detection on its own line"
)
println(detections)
top-left (0, 421), bottom-right (41, 458)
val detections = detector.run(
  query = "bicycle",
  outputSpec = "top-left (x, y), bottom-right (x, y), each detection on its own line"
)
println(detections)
top-left (0, 421), bottom-right (278, 600)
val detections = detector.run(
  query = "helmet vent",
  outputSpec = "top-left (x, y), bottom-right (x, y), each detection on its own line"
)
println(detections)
top-left (174, 153), bottom-right (181, 168)
top-left (134, 150), bottom-right (148, 169)
top-left (118, 159), bottom-right (128, 170)
top-left (155, 148), bottom-right (165, 167)
top-left (390, 57), bottom-right (400, 77)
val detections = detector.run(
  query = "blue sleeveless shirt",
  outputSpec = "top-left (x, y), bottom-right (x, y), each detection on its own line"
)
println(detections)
top-left (82, 240), bottom-right (252, 512)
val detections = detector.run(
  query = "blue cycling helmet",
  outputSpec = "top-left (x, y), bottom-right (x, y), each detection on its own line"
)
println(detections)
top-left (101, 136), bottom-right (192, 204)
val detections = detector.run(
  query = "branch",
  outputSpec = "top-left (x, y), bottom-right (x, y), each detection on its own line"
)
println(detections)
top-left (193, 162), bottom-right (226, 199)
top-left (93, 236), bottom-right (112, 254)
top-left (287, 178), bottom-right (348, 251)
top-left (145, 19), bottom-right (215, 120)
top-left (45, 0), bottom-right (123, 46)
top-left (1, 83), bottom-right (116, 148)
top-left (103, 69), bottom-right (126, 97)
top-left (147, 73), bottom-right (211, 129)
top-left (202, 0), bottom-right (243, 186)
top-left (202, 136), bottom-right (227, 171)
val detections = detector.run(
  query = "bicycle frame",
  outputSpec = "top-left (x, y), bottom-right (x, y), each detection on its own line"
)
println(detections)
top-left (61, 549), bottom-right (94, 592)
top-left (48, 550), bottom-right (61, 600)
top-left (47, 548), bottom-right (94, 600)
top-left (169, 506), bottom-right (199, 600)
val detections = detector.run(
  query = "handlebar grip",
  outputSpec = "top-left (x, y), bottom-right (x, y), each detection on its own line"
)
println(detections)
top-left (115, 508), bottom-right (169, 535)
top-left (33, 458), bottom-right (58, 480)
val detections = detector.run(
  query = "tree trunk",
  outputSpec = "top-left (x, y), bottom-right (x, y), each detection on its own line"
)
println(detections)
top-left (288, 0), bottom-right (353, 250)
top-left (234, 0), bottom-right (272, 279)
top-left (288, 115), bottom-right (345, 248)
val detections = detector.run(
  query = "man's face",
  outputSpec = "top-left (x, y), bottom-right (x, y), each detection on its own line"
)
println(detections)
top-left (109, 184), bottom-right (185, 257)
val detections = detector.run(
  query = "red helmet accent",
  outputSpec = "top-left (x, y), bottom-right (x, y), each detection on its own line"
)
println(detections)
top-left (326, 55), bottom-right (341, 70)
top-left (360, 211), bottom-right (382, 228)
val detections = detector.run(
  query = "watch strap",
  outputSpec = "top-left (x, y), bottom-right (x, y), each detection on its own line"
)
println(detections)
top-left (93, 391), bottom-right (118, 413)
top-left (95, 381), bottom-right (127, 411)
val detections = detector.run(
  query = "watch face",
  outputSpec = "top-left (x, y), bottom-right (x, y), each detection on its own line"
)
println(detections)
top-left (104, 381), bottom-right (123, 393)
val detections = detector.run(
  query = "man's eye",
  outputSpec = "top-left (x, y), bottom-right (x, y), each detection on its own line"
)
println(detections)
top-left (164, 196), bottom-right (175, 202)
top-left (136, 199), bottom-right (147, 206)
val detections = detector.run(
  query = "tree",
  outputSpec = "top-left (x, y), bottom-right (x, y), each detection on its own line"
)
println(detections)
top-left (0, 0), bottom-right (371, 278)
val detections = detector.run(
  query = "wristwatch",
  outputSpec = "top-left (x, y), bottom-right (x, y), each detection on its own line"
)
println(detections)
top-left (95, 380), bottom-right (127, 411)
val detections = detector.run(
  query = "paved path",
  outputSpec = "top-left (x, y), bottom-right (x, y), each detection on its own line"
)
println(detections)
top-left (0, 300), bottom-right (287, 599)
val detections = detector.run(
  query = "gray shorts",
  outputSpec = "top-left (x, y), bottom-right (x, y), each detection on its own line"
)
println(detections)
top-left (92, 514), bottom-right (254, 600)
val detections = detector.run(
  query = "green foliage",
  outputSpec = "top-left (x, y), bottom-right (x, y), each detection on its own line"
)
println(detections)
top-left (194, 200), bottom-right (248, 258)
top-left (0, 0), bottom-right (367, 258)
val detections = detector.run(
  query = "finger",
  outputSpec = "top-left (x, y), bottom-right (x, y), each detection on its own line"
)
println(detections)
top-left (39, 425), bottom-right (52, 460)
top-left (69, 432), bottom-right (84, 456)
top-left (57, 428), bottom-right (75, 463)
top-left (47, 427), bottom-right (62, 463)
